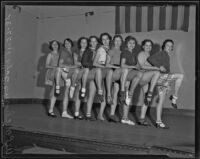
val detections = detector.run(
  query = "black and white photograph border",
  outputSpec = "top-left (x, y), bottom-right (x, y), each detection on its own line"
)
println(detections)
top-left (1, 0), bottom-right (200, 159)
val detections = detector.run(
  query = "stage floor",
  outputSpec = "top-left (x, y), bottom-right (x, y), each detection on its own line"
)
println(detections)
top-left (4, 103), bottom-right (195, 156)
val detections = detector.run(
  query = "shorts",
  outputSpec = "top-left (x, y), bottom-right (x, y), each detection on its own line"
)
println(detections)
top-left (156, 73), bottom-right (175, 95)
top-left (45, 68), bottom-right (65, 86)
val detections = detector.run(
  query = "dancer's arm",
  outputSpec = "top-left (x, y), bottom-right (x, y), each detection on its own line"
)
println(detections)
top-left (121, 58), bottom-right (138, 69)
top-left (73, 52), bottom-right (82, 67)
top-left (93, 50), bottom-right (105, 68)
top-left (138, 52), bottom-right (160, 71)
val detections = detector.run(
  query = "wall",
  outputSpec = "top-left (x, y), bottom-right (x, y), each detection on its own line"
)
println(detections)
top-left (5, 6), bottom-right (38, 98)
top-left (5, 6), bottom-right (195, 110)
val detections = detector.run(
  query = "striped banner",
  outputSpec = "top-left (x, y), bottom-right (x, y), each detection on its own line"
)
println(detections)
top-left (115, 5), bottom-right (196, 34)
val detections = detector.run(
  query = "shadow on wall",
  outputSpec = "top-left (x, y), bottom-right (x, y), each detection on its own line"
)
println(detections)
top-left (36, 42), bottom-right (52, 99)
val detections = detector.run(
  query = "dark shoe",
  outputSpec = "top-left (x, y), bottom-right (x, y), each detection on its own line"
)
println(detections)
top-left (108, 115), bottom-right (118, 122)
top-left (156, 121), bottom-right (169, 129)
top-left (47, 112), bottom-right (57, 118)
top-left (86, 116), bottom-right (96, 121)
top-left (138, 118), bottom-right (150, 126)
top-left (169, 95), bottom-right (178, 109)
top-left (144, 91), bottom-right (153, 107)
top-left (74, 115), bottom-right (84, 120)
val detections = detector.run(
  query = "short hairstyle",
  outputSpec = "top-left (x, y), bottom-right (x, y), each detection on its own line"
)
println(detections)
top-left (113, 34), bottom-right (123, 44)
top-left (141, 39), bottom-right (153, 50)
top-left (77, 36), bottom-right (89, 50)
top-left (124, 36), bottom-right (137, 47)
top-left (162, 39), bottom-right (174, 50)
top-left (63, 38), bottom-right (74, 47)
top-left (99, 32), bottom-right (112, 44)
top-left (49, 40), bottom-right (60, 51)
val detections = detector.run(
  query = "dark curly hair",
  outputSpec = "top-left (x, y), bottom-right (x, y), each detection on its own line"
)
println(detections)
top-left (162, 39), bottom-right (174, 50)
top-left (141, 39), bottom-right (153, 50)
top-left (99, 32), bottom-right (112, 44)
top-left (124, 36), bottom-right (137, 48)
top-left (113, 35), bottom-right (123, 44)
top-left (89, 35), bottom-right (99, 43)
top-left (77, 36), bottom-right (89, 50)
top-left (49, 40), bottom-right (60, 51)
top-left (63, 38), bottom-right (74, 48)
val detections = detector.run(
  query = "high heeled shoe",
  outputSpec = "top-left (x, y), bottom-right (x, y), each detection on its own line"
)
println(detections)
top-left (47, 112), bottom-right (57, 118)
top-left (156, 121), bottom-right (169, 129)
top-left (169, 95), bottom-right (178, 109)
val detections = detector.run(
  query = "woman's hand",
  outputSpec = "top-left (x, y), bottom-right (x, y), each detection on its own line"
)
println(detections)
top-left (160, 66), bottom-right (166, 72)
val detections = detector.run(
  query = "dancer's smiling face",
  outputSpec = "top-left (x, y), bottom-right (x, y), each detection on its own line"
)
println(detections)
top-left (164, 41), bottom-right (173, 54)
top-left (143, 41), bottom-right (152, 53)
top-left (127, 39), bottom-right (136, 51)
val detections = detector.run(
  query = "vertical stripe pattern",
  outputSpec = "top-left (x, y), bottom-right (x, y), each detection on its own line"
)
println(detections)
top-left (153, 6), bottom-right (160, 30)
top-left (115, 5), bottom-right (193, 33)
top-left (125, 6), bottom-right (131, 33)
top-left (165, 5), bottom-right (172, 30)
top-left (115, 6), bottom-right (120, 34)
top-left (130, 6), bottom-right (136, 32)
top-left (141, 6), bottom-right (148, 32)
top-left (136, 6), bottom-right (142, 32)
top-left (159, 6), bottom-right (166, 30)
top-left (147, 5), bottom-right (154, 31)
top-left (171, 5), bottom-right (178, 30)
top-left (182, 5), bottom-right (190, 31)
top-left (188, 5), bottom-right (196, 31)
top-left (177, 5), bottom-right (185, 30)
top-left (119, 6), bottom-right (125, 33)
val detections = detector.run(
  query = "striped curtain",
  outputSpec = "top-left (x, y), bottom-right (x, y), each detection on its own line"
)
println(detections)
top-left (115, 5), bottom-right (196, 34)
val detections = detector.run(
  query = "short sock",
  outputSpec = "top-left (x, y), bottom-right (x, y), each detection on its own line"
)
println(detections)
top-left (75, 112), bottom-right (79, 116)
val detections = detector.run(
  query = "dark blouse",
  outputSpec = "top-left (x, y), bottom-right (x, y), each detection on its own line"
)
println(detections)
top-left (147, 50), bottom-right (170, 73)
top-left (81, 48), bottom-right (96, 69)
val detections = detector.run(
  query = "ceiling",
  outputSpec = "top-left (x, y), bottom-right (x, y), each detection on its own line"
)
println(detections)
top-left (19, 6), bottom-right (115, 19)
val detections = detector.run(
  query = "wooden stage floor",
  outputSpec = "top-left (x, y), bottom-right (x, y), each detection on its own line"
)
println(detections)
top-left (3, 103), bottom-right (195, 158)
